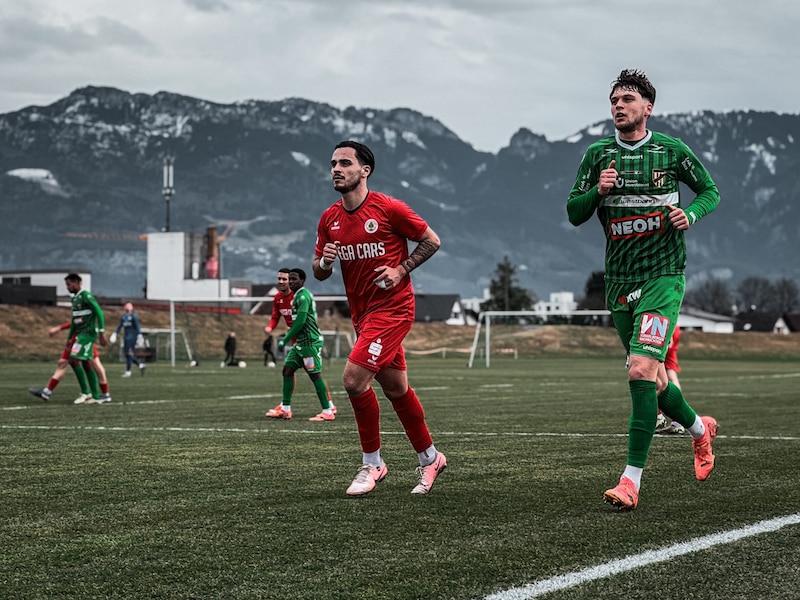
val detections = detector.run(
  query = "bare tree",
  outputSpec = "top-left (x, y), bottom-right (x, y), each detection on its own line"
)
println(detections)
top-left (736, 276), bottom-right (775, 314)
top-left (685, 278), bottom-right (734, 316)
top-left (773, 277), bottom-right (800, 314)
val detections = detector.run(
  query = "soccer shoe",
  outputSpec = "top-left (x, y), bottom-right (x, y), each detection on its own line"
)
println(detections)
top-left (308, 411), bottom-right (335, 422)
top-left (97, 393), bottom-right (112, 404)
top-left (693, 416), bottom-right (719, 481)
top-left (411, 451), bottom-right (447, 495)
top-left (346, 462), bottom-right (388, 496)
top-left (655, 414), bottom-right (685, 435)
top-left (330, 403), bottom-right (337, 414)
top-left (655, 413), bottom-right (671, 433)
top-left (265, 405), bottom-right (292, 420)
top-left (122, 371), bottom-right (132, 378)
top-left (73, 393), bottom-right (91, 405)
top-left (603, 476), bottom-right (639, 511)
top-left (139, 364), bottom-right (146, 376)
top-left (29, 388), bottom-right (51, 401)
top-left (83, 397), bottom-right (100, 405)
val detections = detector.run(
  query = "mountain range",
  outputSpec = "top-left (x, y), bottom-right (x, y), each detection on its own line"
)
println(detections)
top-left (1, 86), bottom-right (798, 301)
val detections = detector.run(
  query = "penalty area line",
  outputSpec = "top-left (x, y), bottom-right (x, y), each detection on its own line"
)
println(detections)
top-left (482, 513), bottom-right (800, 600)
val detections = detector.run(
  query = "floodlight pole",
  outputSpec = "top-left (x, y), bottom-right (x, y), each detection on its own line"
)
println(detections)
top-left (163, 158), bottom-right (175, 232)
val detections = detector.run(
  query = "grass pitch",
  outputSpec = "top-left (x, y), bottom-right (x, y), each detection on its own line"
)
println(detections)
top-left (2, 356), bottom-right (799, 599)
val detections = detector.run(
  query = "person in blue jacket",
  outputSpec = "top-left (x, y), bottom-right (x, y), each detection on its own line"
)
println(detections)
top-left (111, 302), bottom-right (146, 377)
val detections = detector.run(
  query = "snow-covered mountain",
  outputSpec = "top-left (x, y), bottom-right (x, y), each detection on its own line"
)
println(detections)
top-left (1, 86), bottom-right (797, 299)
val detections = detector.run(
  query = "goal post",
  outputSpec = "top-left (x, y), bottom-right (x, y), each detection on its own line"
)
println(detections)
top-left (467, 309), bottom-right (610, 368)
top-left (162, 296), bottom-right (351, 367)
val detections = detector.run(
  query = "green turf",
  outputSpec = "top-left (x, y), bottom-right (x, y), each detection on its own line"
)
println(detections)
top-left (2, 356), bottom-right (799, 599)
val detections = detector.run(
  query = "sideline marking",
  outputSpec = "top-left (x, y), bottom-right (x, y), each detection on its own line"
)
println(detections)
top-left (0, 423), bottom-right (798, 442)
top-left (483, 513), bottom-right (800, 600)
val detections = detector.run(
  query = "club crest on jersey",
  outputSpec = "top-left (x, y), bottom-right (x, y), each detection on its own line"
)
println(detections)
top-left (652, 169), bottom-right (667, 187)
top-left (364, 219), bottom-right (379, 234)
top-left (638, 313), bottom-right (669, 347)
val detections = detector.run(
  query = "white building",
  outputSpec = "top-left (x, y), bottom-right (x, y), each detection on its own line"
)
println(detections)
top-left (146, 231), bottom-right (250, 300)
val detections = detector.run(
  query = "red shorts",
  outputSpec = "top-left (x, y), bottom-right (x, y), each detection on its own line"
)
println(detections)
top-left (60, 337), bottom-right (99, 360)
top-left (348, 317), bottom-right (412, 373)
top-left (664, 326), bottom-right (681, 372)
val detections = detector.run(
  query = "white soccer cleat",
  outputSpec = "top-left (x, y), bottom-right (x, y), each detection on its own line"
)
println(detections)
top-left (73, 393), bottom-right (91, 405)
top-left (411, 452), bottom-right (447, 495)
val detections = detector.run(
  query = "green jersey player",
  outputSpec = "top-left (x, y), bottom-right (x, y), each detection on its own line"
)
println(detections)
top-left (64, 273), bottom-right (108, 404)
top-left (567, 69), bottom-right (720, 511)
top-left (265, 268), bottom-right (335, 422)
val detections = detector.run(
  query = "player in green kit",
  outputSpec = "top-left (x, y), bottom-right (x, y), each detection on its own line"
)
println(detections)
top-left (567, 69), bottom-right (720, 511)
top-left (64, 273), bottom-right (108, 405)
top-left (265, 268), bottom-right (335, 422)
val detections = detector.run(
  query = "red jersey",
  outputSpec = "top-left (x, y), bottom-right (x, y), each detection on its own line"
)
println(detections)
top-left (267, 290), bottom-right (294, 330)
top-left (315, 191), bottom-right (428, 327)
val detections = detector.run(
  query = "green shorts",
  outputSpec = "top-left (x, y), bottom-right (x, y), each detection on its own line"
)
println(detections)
top-left (69, 333), bottom-right (98, 361)
top-left (284, 342), bottom-right (324, 374)
top-left (605, 275), bottom-right (684, 362)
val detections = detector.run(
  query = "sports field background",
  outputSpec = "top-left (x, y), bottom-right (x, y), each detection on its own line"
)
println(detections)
top-left (2, 354), bottom-right (799, 599)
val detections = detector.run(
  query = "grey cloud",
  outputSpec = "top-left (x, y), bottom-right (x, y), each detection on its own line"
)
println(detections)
top-left (183, 0), bottom-right (231, 12)
top-left (0, 16), bottom-right (153, 60)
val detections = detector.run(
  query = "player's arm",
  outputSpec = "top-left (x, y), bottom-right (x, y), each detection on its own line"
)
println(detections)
top-left (265, 302), bottom-right (280, 334)
top-left (87, 293), bottom-right (108, 346)
top-left (313, 243), bottom-right (338, 281)
top-left (675, 142), bottom-right (720, 225)
top-left (313, 217), bottom-right (337, 281)
top-left (278, 300), bottom-right (308, 348)
top-left (397, 227), bottom-right (440, 278)
top-left (567, 152), bottom-right (610, 226)
top-left (49, 322), bottom-right (71, 337)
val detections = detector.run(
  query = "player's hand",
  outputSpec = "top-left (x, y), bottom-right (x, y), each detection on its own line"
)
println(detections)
top-left (277, 340), bottom-right (285, 350)
top-left (373, 266), bottom-right (399, 289)
top-left (98, 333), bottom-right (109, 347)
top-left (48, 326), bottom-right (60, 337)
top-left (109, 332), bottom-right (117, 344)
top-left (597, 160), bottom-right (617, 196)
top-left (666, 204), bottom-right (690, 230)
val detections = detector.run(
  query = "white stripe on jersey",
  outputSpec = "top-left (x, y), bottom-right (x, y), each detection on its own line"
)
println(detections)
top-left (600, 192), bottom-right (679, 208)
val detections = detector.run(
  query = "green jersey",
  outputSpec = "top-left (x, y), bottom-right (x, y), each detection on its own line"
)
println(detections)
top-left (283, 287), bottom-right (323, 348)
top-left (68, 289), bottom-right (105, 340)
top-left (567, 130), bottom-right (720, 283)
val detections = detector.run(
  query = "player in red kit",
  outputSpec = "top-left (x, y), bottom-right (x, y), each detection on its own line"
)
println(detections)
top-left (313, 140), bottom-right (446, 497)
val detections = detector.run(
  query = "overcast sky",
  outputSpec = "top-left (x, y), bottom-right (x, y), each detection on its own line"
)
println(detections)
top-left (1, 0), bottom-right (798, 152)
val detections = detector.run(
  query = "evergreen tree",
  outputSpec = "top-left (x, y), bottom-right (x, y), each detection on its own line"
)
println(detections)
top-left (481, 256), bottom-right (536, 313)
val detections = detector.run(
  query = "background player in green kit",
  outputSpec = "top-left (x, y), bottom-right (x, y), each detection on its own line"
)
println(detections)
top-left (265, 268), bottom-right (335, 422)
top-left (64, 273), bottom-right (108, 405)
top-left (567, 69), bottom-right (720, 511)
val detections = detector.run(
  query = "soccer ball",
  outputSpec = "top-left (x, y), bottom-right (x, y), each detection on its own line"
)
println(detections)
top-left (238, 360), bottom-right (247, 368)
top-left (189, 360), bottom-right (199, 368)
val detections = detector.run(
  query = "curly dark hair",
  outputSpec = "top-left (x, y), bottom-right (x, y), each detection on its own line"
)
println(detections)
top-left (610, 69), bottom-right (656, 104)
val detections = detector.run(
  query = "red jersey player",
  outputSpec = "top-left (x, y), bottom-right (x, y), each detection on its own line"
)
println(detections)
top-left (313, 140), bottom-right (446, 497)
top-left (263, 268), bottom-right (293, 366)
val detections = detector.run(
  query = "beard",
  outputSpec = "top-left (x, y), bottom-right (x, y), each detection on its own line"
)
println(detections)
top-left (332, 176), bottom-right (361, 194)
top-left (615, 113), bottom-right (645, 134)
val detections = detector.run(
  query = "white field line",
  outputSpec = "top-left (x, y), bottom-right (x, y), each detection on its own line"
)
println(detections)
top-left (482, 513), bottom-right (800, 600)
top-left (0, 421), bottom-right (798, 442)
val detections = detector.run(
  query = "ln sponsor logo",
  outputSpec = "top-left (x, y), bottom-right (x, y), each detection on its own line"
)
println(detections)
top-left (638, 313), bottom-right (669, 347)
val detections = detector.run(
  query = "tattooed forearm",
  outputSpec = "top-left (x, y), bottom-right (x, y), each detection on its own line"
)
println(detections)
top-left (401, 239), bottom-right (440, 275)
